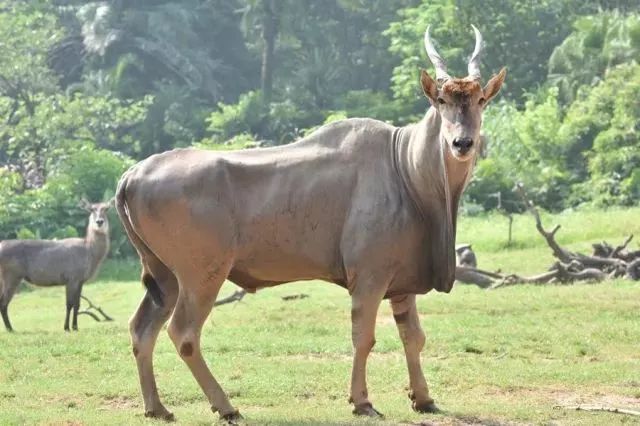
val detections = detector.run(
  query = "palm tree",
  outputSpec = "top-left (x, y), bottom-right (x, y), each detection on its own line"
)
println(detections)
top-left (549, 11), bottom-right (640, 104)
top-left (49, 0), bottom-right (255, 102)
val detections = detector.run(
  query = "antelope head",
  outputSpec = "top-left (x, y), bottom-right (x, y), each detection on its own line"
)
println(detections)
top-left (79, 198), bottom-right (113, 235)
top-left (421, 25), bottom-right (506, 162)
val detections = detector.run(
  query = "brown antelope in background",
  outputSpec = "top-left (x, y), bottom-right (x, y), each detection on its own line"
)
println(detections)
top-left (0, 199), bottom-right (113, 331)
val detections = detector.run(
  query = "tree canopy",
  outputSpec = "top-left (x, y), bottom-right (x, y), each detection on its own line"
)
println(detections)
top-left (1, 0), bottom-right (639, 248)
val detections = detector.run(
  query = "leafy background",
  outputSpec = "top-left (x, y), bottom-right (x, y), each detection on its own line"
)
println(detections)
top-left (1, 0), bottom-right (639, 256)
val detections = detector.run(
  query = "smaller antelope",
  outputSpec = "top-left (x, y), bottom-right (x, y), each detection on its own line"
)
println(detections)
top-left (0, 199), bottom-right (112, 331)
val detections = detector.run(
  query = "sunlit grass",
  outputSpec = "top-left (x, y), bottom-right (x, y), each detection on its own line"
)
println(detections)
top-left (458, 206), bottom-right (640, 274)
top-left (1, 208), bottom-right (639, 425)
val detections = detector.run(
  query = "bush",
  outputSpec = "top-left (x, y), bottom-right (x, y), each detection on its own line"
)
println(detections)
top-left (0, 145), bottom-right (133, 256)
top-left (336, 90), bottom-right (413, 123)
top-left (195, 133), bottom-right (258, 151)
top-left (467, 89), bottom-right (569, 211)
top-left (206, 91), bottom-right (266, 143)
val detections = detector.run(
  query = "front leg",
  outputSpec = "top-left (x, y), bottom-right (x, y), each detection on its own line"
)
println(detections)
top-left (390, 294), bottom-right (438, 413)
top-left (71, 282), bottom-right (85, 331)
top-left (349, 283), bottom-right (385, 417)
top-left (64, 281), bottom-right (82, 331)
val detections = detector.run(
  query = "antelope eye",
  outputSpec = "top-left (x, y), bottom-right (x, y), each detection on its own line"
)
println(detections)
top-left (437, 98), bottom-right (446, 105)
top-left (478, 97), bottom-right (486, 106)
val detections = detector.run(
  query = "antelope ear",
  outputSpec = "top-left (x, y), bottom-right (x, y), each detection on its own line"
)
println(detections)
top-left (78, 197), bottom-right (92, 211)
top-left (483, 67), bottom-right (506, 104)
top-left (106, 197), bottom-right (115, 209)
top-left (420, 69), bottom-right (439, 105)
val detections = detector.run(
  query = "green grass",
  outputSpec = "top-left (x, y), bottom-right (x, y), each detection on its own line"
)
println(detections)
top-left (458, 206), bottom-right (640, 275)
top-left (1, 208), bottom-right (639, 425)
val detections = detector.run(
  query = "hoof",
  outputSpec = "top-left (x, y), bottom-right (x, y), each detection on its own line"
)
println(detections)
top-left (144, 409), bottom-right (175, 422)
top-left (220, 410), bottom-right (243, 425)
top-left (413, 401), bottom-right (440, 413)
top-left (408, 391), bottom-right (439, 413)
top-left (352, 402), bottom-right (384, 418)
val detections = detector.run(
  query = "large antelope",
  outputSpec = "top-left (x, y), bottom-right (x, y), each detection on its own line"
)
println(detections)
top-left (116, 26), bottom-right (505, 422)
top-left (0, 199), bottom-right (112, 331)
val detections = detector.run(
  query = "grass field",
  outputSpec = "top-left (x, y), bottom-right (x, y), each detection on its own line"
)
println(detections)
top-left (1, 208), bottom-right (639, 425)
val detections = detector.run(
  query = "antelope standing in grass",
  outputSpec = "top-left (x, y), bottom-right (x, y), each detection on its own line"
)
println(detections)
top-left (117, 26), bottom-right (505, 422)
top-left (0, 199), bottom-right (112, 331)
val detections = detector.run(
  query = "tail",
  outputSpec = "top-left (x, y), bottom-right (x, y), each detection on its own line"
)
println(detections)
top-left (115, 168), bottom-right (165, 307)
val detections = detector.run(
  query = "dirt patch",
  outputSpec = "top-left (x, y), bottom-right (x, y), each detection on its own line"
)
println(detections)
top-left (484, 385), bottom-right (640, 413)
top-left (402, 416), bottom-right (518, 426)
top-left (99, 395), bottom-right (140, 410)
top-left (555, 391), bottom-right (640, 410)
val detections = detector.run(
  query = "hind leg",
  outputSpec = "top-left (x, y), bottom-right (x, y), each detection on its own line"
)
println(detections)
top-left (1, 271), bottom-right (21, 332)
top-left (64, 281), bottom-right (84, 331)
top-left (130, 262), bottom-right (178, 419)
top-left (167, 264), bottom-right (239, 422)
top-left (71, 281), bottom-right (85, 331)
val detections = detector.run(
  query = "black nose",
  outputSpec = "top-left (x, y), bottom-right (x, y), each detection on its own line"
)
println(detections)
top-left (452, 137), bottom-right (474, 154)
top-left (96, 219), bottom-right (105, 226)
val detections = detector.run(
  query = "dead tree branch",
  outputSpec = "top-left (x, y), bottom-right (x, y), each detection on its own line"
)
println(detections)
top-left (213, 290), bottom-right (247, 306)
top-left (78, 295), bottom-right (113, 322)
top-left (610, 234), bottom-right (633, 259)
top-left (514, 183), bottom-right (574, 262)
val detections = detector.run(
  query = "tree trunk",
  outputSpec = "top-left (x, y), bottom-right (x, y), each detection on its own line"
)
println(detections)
top-left (261, 0), bottom-right (278, 106)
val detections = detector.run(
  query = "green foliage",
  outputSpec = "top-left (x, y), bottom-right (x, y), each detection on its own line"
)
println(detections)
top-left (385, 0), bottom-right (583, 108)
top-left (205, 91), bottom-right (266, 143)
top-left (242, 0), bottom-right (411, 107)
top-left (0, 145), bottom-right (132, 256)
top-left (469, 89), bottom-right (568, 210)
top-left (336, 89), bottom-right (415, 123)
top-left (470, 62), bottom-right (640, 211)
top-left (205, 91), bottom-right (324, 145)
top-left (563, 64), bottom-right (640, 206)
top-left (0, 92), bottom-right (149, 187)
top-left (195, 133), bottom-right (258, 151)
top-left (0, 3), bottom-right (61, 99)
top-left (47, 146), bottom-right (133, 203)
top-left (549, 12), bottom-right (640, 104)
top-left (2, 0), bottom-right (640, 254)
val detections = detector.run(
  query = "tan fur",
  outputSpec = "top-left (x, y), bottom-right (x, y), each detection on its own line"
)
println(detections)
top-left (483, 67), bottom-right (507, 102)
top-left (442, 78), bottom-right (483, 99)
top-left (115, 27), bottom-right (506, 422)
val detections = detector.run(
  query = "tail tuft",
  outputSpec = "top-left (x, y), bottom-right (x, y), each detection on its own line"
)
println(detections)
top-left (142, 273), bottom-right (164, 307)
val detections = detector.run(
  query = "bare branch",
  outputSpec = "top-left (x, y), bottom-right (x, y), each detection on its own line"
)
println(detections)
top-left (213, 290), bottom-right (246, 306)
top-left (77, 310), bottom-right (102, 322)
top-left (80, 295), bottom-right (114, 321)
top-left (514, 183), bottom-right (575, 263)
top-left (610, 234), bottom-right (633, 259)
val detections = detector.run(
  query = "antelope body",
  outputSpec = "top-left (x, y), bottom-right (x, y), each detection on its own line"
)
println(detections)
top-left (0, 201), bottom-right (112, 331)
top-left (116, 26), bottom-right (505, 422)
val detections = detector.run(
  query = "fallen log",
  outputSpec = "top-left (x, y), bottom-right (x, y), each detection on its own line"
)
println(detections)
top-left (512, 182), bottom-right (639, 283)
top-left (455, 266), bottom-right (496, 288)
